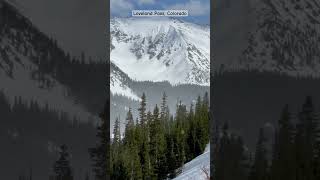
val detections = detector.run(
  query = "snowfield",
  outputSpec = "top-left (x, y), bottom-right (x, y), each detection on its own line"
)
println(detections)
top-left (174, 144), bottom-right (210, 180)
top-left (111, 17), bottom-right (210, 86)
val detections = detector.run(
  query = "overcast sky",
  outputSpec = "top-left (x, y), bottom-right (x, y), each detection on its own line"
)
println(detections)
top-left (15, 0), bottom-right (108, 60)
top-left (111, 0), bottom-right (210, 25)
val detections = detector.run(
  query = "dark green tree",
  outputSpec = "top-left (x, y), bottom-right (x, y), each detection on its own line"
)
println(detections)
top-left (123, 108), bottom-right (142, 179)
top-left (111, 117), bottom-right (127, 180)
top-left (271, 104), bottom-right (295, 180)
top-left (88, 105), bottom-right (108, 180)
top-left (294, 96), bottom-right (318, 180)
top-left (150, 104), bottom-right (167, 179)
top-left (137, 93), bottom-right (152, 179)
top-left (214, 123), bottom-right (248, 180)
top-left (53, 144), bottom-right (73, 180)
top-left (249, 128), bottom-right (268, 180)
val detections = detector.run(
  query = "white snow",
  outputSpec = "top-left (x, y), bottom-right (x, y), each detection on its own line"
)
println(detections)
top-left (110, 73), bottom-right (140, 101)
top-left (110, 62), bottom-right (140, 101)
top-left (174, 144), bottom-right (210, 180)
top-left (0, 37), bottom-right (98, 123)
top-left (111, 17), bottom-right (210, 86)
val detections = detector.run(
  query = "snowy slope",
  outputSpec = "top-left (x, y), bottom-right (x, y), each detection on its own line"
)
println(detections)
top-left (111, 17), bottom-right (210, 86)
top-left (0, 1), bottom-right (97, 122)
top-left (174, 144), bottom-right (210, 180)
top-left (0, 36), bottom-right (97, 122)
top-left (110, 62), bottom-right (140, 101)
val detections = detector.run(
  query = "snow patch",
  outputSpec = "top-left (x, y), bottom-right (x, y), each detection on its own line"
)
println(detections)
top-left (174, 144), bottom-right (210, 180)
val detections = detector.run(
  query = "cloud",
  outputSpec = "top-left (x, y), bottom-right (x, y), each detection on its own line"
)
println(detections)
top-left (137, 0), bottom-right (155, 5)
top-left (111, 0), bottom-right (134, 16)
top-left (166, 0), bottom-right (210, 16)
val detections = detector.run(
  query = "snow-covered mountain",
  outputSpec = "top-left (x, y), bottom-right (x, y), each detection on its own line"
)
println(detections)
top-left (222, 0), bottom-right (320, 77)
top-left (0, 1), bottom-right (97, 122)
top-left (110, 17), bottom-right (210, 86)
top-left (0, 2), bottom-right (102, 179)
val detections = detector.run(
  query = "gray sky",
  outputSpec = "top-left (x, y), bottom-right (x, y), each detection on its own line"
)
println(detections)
top-left (15, 0), bottom-right (108, 60)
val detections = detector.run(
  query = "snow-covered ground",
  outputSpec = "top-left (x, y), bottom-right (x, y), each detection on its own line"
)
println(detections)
top-left (110, 66), bottom-right (140, 101)
top-left (174, 144), bottom-right (210, 180)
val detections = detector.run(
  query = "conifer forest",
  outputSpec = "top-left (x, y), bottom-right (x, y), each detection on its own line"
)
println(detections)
top-left (110, 92), bottom-right (210, 179)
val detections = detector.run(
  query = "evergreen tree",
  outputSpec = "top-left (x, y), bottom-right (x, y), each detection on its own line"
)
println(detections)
top-left (249, 128), bottom-right (268, 180)
top-left (88, 104), bottom-right (108, 180)
top-left (214, 122), bottom-right (230, 180)
top-left (214, 123), bottom-right (248, 180)
top-left (137, 93), bottom-right (152, 179)
top-left (123, 108), bottom-right (142, 180)
top-left (150, 104), bottom-right (167, 179)
top-left (53, 144), bottom-right (73, 180)
top-left (166, 133), bottom-right (178, 178)
top-left (113, 117), bottom-right (121, 146)
top-left (186, 103), bottom-right (196, 161)
top-left (174, 101), bottom-right (187, 170)
top-left (123, 108), bottom-right (134, 145)
top-left (138, 93), bottom-right (147, 126)
top-left (111, 117), bottom-right (127, 179)
top-left (294, 96), bottom-right (318, 180)
top-left (109, 92), bottom-right (210, 179)
top-left (270, 130), bottom-right (279, 180)
top-left (201, 93), bottom-right (210, 151)
top-left (271, 104), bottom-right (295, 180)
top-left (160, 92), bottom-right (167, 120)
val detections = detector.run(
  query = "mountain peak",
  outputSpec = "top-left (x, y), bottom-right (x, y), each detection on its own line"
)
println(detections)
top-left (222, 0), bottom-right (320, 77)
top-left (111, 17), bottom-right (210, 86)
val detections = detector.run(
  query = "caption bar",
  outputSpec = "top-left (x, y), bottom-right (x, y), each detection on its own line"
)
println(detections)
top-left (132, 10), bottom-right (188, 17)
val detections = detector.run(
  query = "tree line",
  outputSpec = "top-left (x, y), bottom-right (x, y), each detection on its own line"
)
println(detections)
top-left (214, 96), bottom-right (320, 180)
top-left (110, 92), bottom-right (209, 179)
top-left (0, 90), bottom-right (98, 180)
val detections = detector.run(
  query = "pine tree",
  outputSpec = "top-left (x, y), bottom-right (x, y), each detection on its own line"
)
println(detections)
top-left (249, 128), bottom-right (268, 180)
top-left (270, 129), bottom-right (280, 180)
top-left (271, 104), bottom-right (295, 180)
top-left (88, 104), bottom-right (108, 180)
top-left (53, 144), bottom-right (73, 180)
top-left (108, 92), bottom-right (211, 179)
top-left (149, 105), bottom-right (158, 174)
top-left (149, 104), bottom-right (167, 179)
top-left (113, 117), bottom-right (121, 146)
top-left (137, 93), bottom-right (152, 179)
top-left (214, 123), bottom-right (248, 180)
top-left (194, 95), bottom-right (209, 154)
top-left (214, 122), bottom-right (230, 180)
top-left (186, 103), bottom-right (196, 161)
top-left (166, 133), bottom-right (178, 178)
top-left (124, 108), bottom-right (134, 145)
top-left (123, 108), bottom-right (142, 180)
top-left (201, 92), bottom-right (210, 151)
top-left (111, 117), bottom-right (127, 179)
top-left (174, 101), bottom-right (187, 170)
top-left (294, 96), bottom-right (318, 180)
top-left (138, 93), bottom-right (147, 126)
top-left (160, 92), bottom-right (167, 120)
